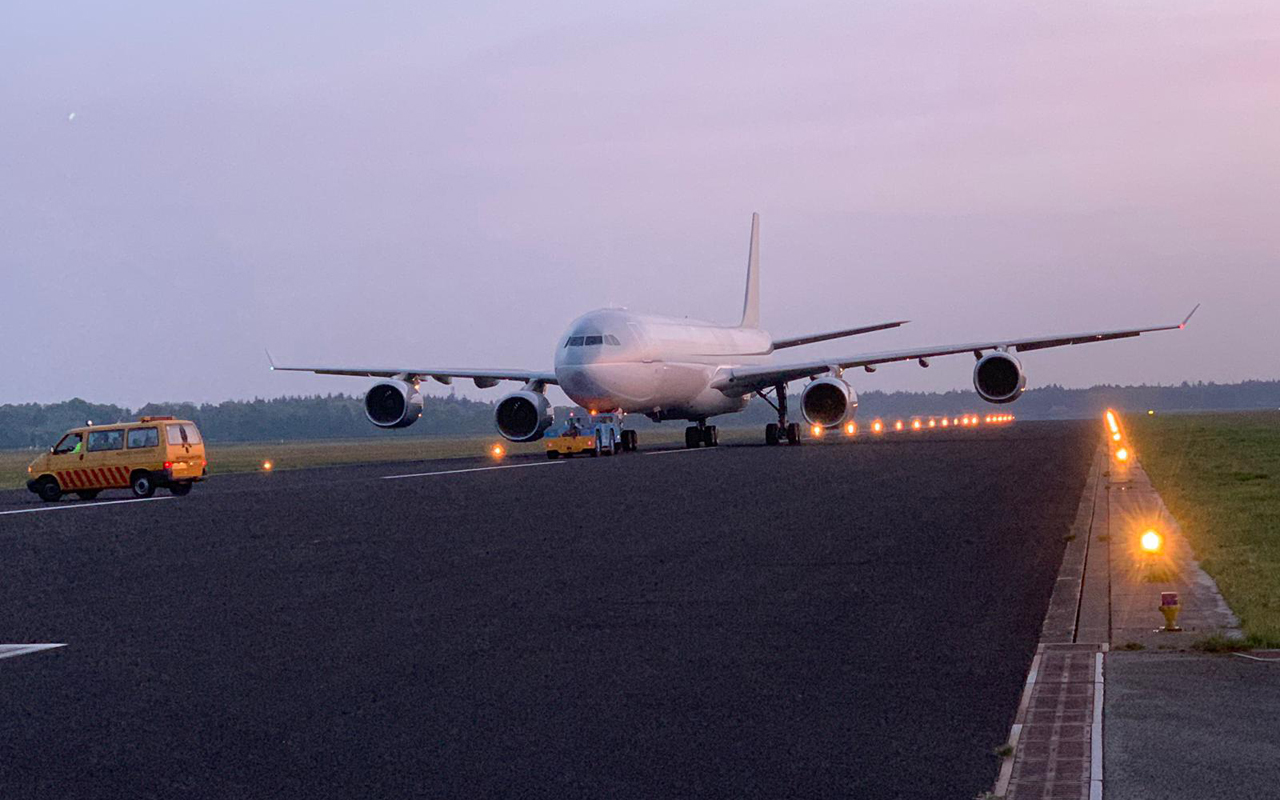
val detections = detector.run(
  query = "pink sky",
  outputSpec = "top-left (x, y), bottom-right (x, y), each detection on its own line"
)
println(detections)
top-left (3, 1), bottom-right (1277, 406)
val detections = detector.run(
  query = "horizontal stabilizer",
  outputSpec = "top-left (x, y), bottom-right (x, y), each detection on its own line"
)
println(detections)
top-left (772, 320), bottom-right (909, 350)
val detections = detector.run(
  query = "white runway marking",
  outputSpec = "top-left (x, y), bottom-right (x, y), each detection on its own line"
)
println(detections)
top-left (645, 448), bottom-right (714, 456)
top-left (0, 497), bottom-right (174, 517)
top-left (0, 644), bottom-right (66, 660)
top-left (382, 461), bottom-right (566, 480)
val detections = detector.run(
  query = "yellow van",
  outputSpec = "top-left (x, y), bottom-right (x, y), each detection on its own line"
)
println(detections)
top-left (26, 416), bottom-right (207, 502)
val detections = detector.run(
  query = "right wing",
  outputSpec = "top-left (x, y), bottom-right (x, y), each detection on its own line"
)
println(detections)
top-left (714, 306), bottom-right (1198, 395)
top-left (266, 353), bottom-right (556, 389)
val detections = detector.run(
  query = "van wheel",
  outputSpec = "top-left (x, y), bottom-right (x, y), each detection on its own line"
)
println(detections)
top-left (130, 471), bottom-right (156, 498)
top-left (37, 478), bottom-right (62, 503)
top-left (169, 482), bottom-right (192, 497)
top-left (75, 490), bottom-right (100, 501)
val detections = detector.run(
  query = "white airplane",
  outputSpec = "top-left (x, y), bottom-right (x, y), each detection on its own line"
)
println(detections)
top-left (271, 214), bottom-right (1197, 449)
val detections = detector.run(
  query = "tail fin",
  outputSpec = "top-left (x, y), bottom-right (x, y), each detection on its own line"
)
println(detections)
top-left (740, 212), bottom-right (760, 328)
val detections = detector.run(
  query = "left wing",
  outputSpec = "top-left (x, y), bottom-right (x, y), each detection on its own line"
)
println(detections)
top-left (713, 305), bottom-right (1198, 395)
top-left (771, 320), bottom-right (910, 349)
top-left (266, 353), bottom-right (556, 389)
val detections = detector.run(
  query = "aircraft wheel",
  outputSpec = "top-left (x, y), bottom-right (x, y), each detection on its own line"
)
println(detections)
top-left (786, 422), bottom-right (802, 445)
top-left (684, 426), bottom-right (702, 449)
top-left (621, 430), bottom-right (636, 452)
top-left (703, 425), bottom-right (718, 447)
top-left (37, 477), bottom-right (62, 503)
top-left (765, 423), bottom-right (779, 446)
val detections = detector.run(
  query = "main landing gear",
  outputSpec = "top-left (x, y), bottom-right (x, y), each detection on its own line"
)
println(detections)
top-left (757, 383), bottom-right (802, 446)
top-left (684, 421), bottom-right (719, 449)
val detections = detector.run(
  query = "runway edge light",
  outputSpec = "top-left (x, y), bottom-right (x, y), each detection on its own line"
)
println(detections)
top-left (1141, 529), bottom-right (1162, 553)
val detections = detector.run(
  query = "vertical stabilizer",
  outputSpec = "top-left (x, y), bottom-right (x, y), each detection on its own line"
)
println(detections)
top-left (740, 212), bottom-right (761, 328)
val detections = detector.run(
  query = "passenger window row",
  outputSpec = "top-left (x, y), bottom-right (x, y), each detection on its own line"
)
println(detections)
top-left (84, 427), bottom-right (161, 452)
top-left (564, 334), bottom-right (621, 347)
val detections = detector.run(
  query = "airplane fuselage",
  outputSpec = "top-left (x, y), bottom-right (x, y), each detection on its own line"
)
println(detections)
top-left (554, 308), bottom-right (775, 421)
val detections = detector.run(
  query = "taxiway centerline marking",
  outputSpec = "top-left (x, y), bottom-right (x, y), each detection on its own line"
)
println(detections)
top-left (644, 448), bottom-right (714, 456)
top-left (0, 644), bottom-right (66, 660)
top-left (0, 497), bottom-right (174, 517)
top-left (382, 461), bottom-right (566, 480)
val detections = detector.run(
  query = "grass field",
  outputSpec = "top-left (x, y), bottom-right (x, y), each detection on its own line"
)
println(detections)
top-left (1129, 410), bottom-right (1280, 646)
top-left (0, 426), bottom-right (732, 491)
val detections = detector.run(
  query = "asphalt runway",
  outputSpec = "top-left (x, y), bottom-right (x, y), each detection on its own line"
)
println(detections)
top-left (0, 421), bottom-right (1095, 799)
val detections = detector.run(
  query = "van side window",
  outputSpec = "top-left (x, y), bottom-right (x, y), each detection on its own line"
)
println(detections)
top-left (87, 430), bottom-right (125, 451)
top-left (128, 427), bottom-right (160, 449)
top-left (53, 433), bottom-right (83, 455)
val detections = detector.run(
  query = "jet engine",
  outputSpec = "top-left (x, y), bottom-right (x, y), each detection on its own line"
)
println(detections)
top-left (364, 381), bottom-right (424, 428)
top-left (973, 352), bottom-right (1027, 404)
top-left (495, 390), bottom-right (554, 442)
top-left (801, 377), bottom-right (858, 428)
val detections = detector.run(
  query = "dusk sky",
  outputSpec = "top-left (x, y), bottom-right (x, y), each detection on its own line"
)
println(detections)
top-left (3, 1), bottom-right (1277, 408)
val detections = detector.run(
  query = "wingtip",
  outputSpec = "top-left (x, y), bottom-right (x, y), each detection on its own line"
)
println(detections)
top-left (1180, 303), bottom-right (1201, 329)
top-left (264, 349), bottom-right (277, 370)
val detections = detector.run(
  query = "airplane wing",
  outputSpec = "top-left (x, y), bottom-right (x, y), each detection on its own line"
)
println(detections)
top-left (771, 320), bottom-right (910, 349)
top-left (713, 305), bottom-right (1199, 395)
top-left (266, 353), bottom-right (557, 389)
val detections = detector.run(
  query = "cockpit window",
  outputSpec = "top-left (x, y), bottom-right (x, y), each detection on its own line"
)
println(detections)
top-left (565, 336), bottom-right (585, 348)
top-left (605, 334), bottom-right (621, 345)
top-left (584, 335), bottom-right (604, 346)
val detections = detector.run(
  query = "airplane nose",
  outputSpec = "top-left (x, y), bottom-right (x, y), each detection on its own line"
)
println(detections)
top-left (557, 363), bottom-right (657, 408)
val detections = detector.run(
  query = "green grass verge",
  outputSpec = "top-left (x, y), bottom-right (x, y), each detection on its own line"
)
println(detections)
top-left (1129, 410), bottom-right (1280, 646)
top-left (0, 426), bottom-right (745, 490)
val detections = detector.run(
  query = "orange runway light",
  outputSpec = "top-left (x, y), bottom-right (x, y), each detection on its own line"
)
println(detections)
top-left (1105, 410), bottom-right (1120, 434)
top-left (912, 419), bottom-right (921, 430)
top-left (812, 425), bottom-right (824, 438)
top-left (941, 418), bottom-right (949, 427)
top-left (1141, 530), bottom-right (1162, 553)
top-left (491, 443), bottom-right (506, 459)
top-left (1113, 432), bottom-right (1122, 442)
top-left (262, 460), bottom-right (274, 472)
top-left (1115, 447), bottom-right (1129, 462)
top-left (845, 422), bottom-right (856, 436)
top-left (894, 420), bottom-right (904, 431)
top-left (928, 419), bottom-right (936, 428)
top-left (872, 420), bottom-right (884, 433)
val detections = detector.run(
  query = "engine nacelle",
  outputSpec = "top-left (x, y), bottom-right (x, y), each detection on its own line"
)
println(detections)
top-left (801, 377), bottom-right (858, 428)
top-left (973, 352), bottom-right (1027, 404)
top-left (494, 391), bottom-right (553, 442)
top-left (364, 381), bottom-right (424, 428)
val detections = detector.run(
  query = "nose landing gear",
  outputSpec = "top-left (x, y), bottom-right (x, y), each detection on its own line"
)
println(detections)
top-left (757, 383), bottom-right (802, 446)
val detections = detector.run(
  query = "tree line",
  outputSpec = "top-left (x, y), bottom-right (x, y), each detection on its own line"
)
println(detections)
top-left (1, 381), bottom-right (1277, 449)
